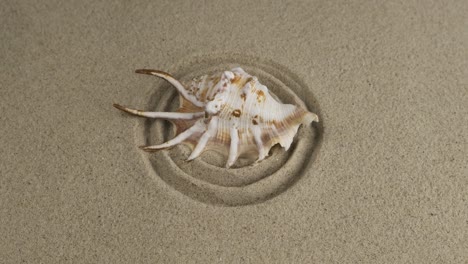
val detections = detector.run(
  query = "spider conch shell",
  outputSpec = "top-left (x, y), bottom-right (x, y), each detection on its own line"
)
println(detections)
top-left (114, 67), bottom-right (318, 168)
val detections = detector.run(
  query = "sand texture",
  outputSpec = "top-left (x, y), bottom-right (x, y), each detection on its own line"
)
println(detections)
top-left (1, 0), bottom-right (467, 263)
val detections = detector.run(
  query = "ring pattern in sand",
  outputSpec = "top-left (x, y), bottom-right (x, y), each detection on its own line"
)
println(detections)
top-left (136, 54), bottom-right (322, 206)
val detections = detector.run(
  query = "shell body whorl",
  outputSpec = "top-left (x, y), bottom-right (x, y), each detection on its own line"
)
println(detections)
top-left (114, 67), bottom-right (318, 168)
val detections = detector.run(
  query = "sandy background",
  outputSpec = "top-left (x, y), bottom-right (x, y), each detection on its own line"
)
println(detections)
top-left (1, 0), bottom-right (467, 263)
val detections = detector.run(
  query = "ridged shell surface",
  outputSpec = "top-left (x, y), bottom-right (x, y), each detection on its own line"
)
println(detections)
top-left (114, 67), bottom-right (318, 168)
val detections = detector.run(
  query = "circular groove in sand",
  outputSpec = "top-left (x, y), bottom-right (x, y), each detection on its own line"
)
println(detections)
top-left (138, 53), bottom-right (322, 206)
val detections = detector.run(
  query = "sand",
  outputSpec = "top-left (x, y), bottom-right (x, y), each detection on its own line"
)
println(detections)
top-left (1, 0), bottom-right (467, 263)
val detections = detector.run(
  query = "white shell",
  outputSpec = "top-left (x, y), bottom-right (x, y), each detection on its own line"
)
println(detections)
top-left (114, 67), bottom-right (318, 168)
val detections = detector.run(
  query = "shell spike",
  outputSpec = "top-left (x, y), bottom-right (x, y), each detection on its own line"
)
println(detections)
top-left (252, 126), bottom-right (267, 162)
top-left (303, 112), bottom-right (319, 125)
top-left (187, 117), bottom-right (219, 161)
top-left (135, 69), bottom-right (204, 107)
top-left (113, 103), bottom-right (204, 119)
top-left (226, 127), bottom-right (239, 168)
top-left (140, 120), bottom-right (206, 152)
top-left (231, 67), bottom-right (246, 74)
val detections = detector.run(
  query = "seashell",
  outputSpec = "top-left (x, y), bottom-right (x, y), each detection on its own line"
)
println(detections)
top-left (114, 67), bottom-right (319, 168)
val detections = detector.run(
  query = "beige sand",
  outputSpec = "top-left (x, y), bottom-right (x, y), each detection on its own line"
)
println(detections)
top-left (1, 0), bottom-right (467, 263)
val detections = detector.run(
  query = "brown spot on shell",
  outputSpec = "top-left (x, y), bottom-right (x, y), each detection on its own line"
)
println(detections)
top-left (232, 109), bottom-right (241, 117)
top-left (236, 77), bottom-right (253, 90)
top-left (256, 90), bottom-right (265, 103)
top-left (261, 130), bottom-right (272, 143)
top-left (200, 87), bottom-right (209, 101)
top-left (240, 93), bottom-right (246, 101)
top-left (231, 75), bottom-right (241, 84)
top-left (252, 119), bottom-right (258, 125)
top-left (242, 77), bottom-right (254, 89)
top-left (210, 76), bottom-right (221, 84)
